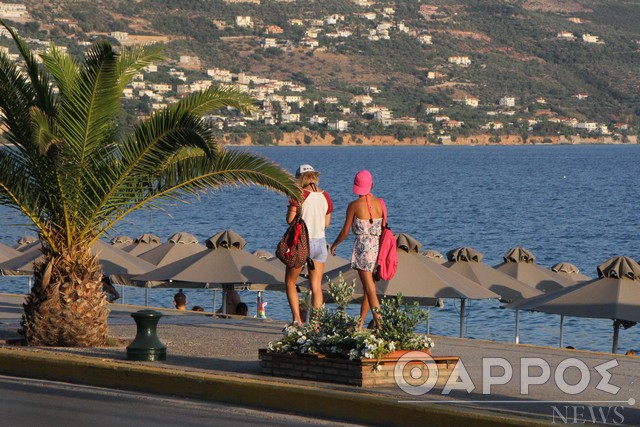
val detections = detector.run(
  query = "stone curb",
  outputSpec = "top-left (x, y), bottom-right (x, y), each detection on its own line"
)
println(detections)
top-left (0, 347), bottom-right (549, 426)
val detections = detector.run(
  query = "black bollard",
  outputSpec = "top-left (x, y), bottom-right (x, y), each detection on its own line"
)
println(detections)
top-left (126, 309), bottom-right (167, 361)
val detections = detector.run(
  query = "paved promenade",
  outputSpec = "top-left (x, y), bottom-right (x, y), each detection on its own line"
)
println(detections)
top-left (0, 293), bottom-right (638, 426)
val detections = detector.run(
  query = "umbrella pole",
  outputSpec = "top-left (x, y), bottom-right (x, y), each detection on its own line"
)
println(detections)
top-left (121, 285), bottom-right (125, 305)
top-left (28, 276), bottom-right (32, 293)
top-left (257, 291), bottom-right (262, 317)
top-left (612, 320), bottom-right (621, 354)
top-left (459, 299), bottom-right (466, 338)
top-left (427, 307), bottom-right (430, 335)
top-left (221, 284), bottom-right (229, 315)
top-left (212, 290), bottom-right (217, 314)
top-left (145, 286), bottom-right (149, 307)
top-left (515, 310), bottom-right (520, 344)
top-left (559, 315), bottom-right (564, 348)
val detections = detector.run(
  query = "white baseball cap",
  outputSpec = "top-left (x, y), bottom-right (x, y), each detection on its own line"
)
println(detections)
top-left (295, 164), bottom-right (319, 177)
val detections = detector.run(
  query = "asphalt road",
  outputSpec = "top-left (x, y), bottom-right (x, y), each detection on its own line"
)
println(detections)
top-left (0, 375), bottom-right (361, 427)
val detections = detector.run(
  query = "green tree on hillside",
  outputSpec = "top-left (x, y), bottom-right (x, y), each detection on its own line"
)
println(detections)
top-left (0, 22), bottom-right (299, 347)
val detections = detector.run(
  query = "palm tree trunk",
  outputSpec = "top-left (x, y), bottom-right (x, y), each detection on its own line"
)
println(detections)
top-left (21, 245), bottom-right (110, 347)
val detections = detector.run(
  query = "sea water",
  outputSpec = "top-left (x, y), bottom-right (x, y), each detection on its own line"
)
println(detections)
top-left (1, 144), bottom-right (639, 353)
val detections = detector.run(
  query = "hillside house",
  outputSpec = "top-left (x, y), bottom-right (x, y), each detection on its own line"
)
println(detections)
top-left (179, 56), bottom-right (201, 67)
top-left (325, 14), bottom-right (345, 25)
top-left (433, 115), bottom-right (450, 122)
top-left (266, 25), bottom-right (284, 34)
top-left (358, 12), bottom-right (376, 20)
top-left (499, 96), bottom-right (516, 107)
top-left (582, 34), bottom-right (600, 43)
top-left (557, 31), bottom-right (575, 40)
top-left (151, 83), bottom-right (172, 93)
top-left (263, 38), bottom-right (278, 48)
top-left (308, 115), bottom-right (327, 125)
top-left (448, 56), bottom-right (471, 66)
top-left (574, 93), bottom-right (589, 100)
top-left (207, 68), bottom-right (233, 82)
top-left (350, 95), bottom-right (373, 105)
top-left (281, 113), bottom-right (300, 123)
top-left (576, 122), bottom-right (598, 132)
top-left (424, 105), bottom-right (440, 114)
top-left (417, 34), bottom-right (432, 45)
top-left (427, 71), bottom-right (446, 79)
top-left (289, 19), bottom-right (304, 26)
top-left (110, 31), bottom-right (129, 42)
top-left (328, 120), bottom-right (348, 131)
top-left (464, 96), bottom-right (479, 107)
top-left (482, 121), bottom-right (503, 130)
top-left (442, 120), bottom-right (463, 129)
top-left (0, 2), bottom-right (28, 19)
top-left (393, 117), bottom-right (418, 128)
top-left (534, 97), bottom-right (547, 104)
top-left (419, 5), bottom-right (439, 18)
top-left (236, 16), bottom-right (253, 28)
top-left (300, 37), bottom-right (319, 48)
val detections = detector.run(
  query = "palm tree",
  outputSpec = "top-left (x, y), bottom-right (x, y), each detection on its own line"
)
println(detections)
top-left (0, 23), bottom-right (299, 347)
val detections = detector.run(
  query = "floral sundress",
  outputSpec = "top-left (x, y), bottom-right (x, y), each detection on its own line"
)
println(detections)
top-left (351, 217), bottom-right (382, 272)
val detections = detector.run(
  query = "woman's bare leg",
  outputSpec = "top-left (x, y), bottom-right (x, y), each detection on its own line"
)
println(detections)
top-left (358, 270), bottom-right (382, 329)
top-left (307, 261), bottom-right (325, 310)
top-left (285, 265), bottom-right (304, 324)
top-left (358, 295), bottom-right (370, 330)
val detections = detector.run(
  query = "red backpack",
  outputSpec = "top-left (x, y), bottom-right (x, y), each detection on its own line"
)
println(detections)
top-left (374, 199), bottom-right (398, 282)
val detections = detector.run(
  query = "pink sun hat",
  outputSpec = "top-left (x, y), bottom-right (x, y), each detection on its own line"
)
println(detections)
top-left (352, 170), bottom-right (373, 195)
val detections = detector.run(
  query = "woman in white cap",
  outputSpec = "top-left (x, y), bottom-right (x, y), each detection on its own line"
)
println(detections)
top-left (330, 170), bottom-right (384, 330)
top-left (285, 164), bottom-right (333, 325)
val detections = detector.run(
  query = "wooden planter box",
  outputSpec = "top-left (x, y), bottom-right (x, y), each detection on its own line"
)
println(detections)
top-left (258, 349), bottom-right (459, 388)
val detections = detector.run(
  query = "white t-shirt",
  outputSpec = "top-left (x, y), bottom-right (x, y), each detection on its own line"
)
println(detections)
top-left (290, 190), bottom-right (333, 239)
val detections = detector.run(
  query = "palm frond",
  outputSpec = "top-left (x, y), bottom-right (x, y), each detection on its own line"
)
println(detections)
top-left (0, 20), bottom-right (55, 117)
top-left (116, 44), bottom-right (165, 90)
top-left (88, 148), bottom-right (299, 240)
top-left (175, 85), bottom-right (256, 116)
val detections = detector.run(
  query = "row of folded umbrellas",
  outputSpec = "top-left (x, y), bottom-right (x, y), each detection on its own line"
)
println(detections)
top-left (1, 231), bottom-right (638, 353)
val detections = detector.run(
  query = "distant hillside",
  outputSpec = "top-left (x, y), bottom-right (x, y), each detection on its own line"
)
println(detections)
top-left (10, 0), bottom-right (640, 136)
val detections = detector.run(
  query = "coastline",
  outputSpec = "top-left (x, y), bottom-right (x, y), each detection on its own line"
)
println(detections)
top-left (220, 131), bottom-right (638, 147)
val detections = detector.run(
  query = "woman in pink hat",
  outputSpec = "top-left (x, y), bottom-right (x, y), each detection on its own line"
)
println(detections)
top-left (285, 164), bottom-right (333, 326)
top-left (330, 170), bottom-right (385, 329)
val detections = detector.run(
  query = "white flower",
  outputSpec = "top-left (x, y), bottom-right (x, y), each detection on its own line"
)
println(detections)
top-left (375, 364), bottom-right (382, 371)
top-left (388, 341), bottom-right (396, 351)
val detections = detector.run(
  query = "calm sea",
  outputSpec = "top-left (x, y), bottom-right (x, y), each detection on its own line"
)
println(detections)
top-left (1, 145), bottom-right (639, 353)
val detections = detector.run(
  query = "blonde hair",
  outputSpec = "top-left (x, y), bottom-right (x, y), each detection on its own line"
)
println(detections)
top-left (297, 172), bottom-right (319, 188)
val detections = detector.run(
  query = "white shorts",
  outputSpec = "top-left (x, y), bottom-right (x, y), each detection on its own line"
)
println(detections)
top-left (309, 238), bottom-right (328, 263)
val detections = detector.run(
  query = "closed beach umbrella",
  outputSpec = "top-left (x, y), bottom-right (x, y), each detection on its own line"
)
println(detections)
top-left (0, 243), bottom-right (22, 264)
top-left (551, 262), bottom-right (591, 282)
top-left (0, 243), bottom-right (24, 276)
top-left (444, 247), bottom-right (542, 303)
top-left (0, 240), bottom-right (155, 278)
top-left (505, 256), bottom-right (640, 353)
top-left (110, 235), bottom-right (134, 249)
top-left (138, 232), bottom-right (206, 266)
top-left (322, 233), bottom-right (499, 337)
top-left (421, 249), bottom-right (446, 264)
top-left (12, 236), bottom-right (38, 251)
top-left (494, 247), bottom-right (577, 292)
top-left (132, 231), bottom-right (291, 313)
top-left (253, 249), bottom-right (274, 260)
top-left (444, 246), bottom-right (543, 343)
top-left (123, 233), bottom-right (162, 256)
